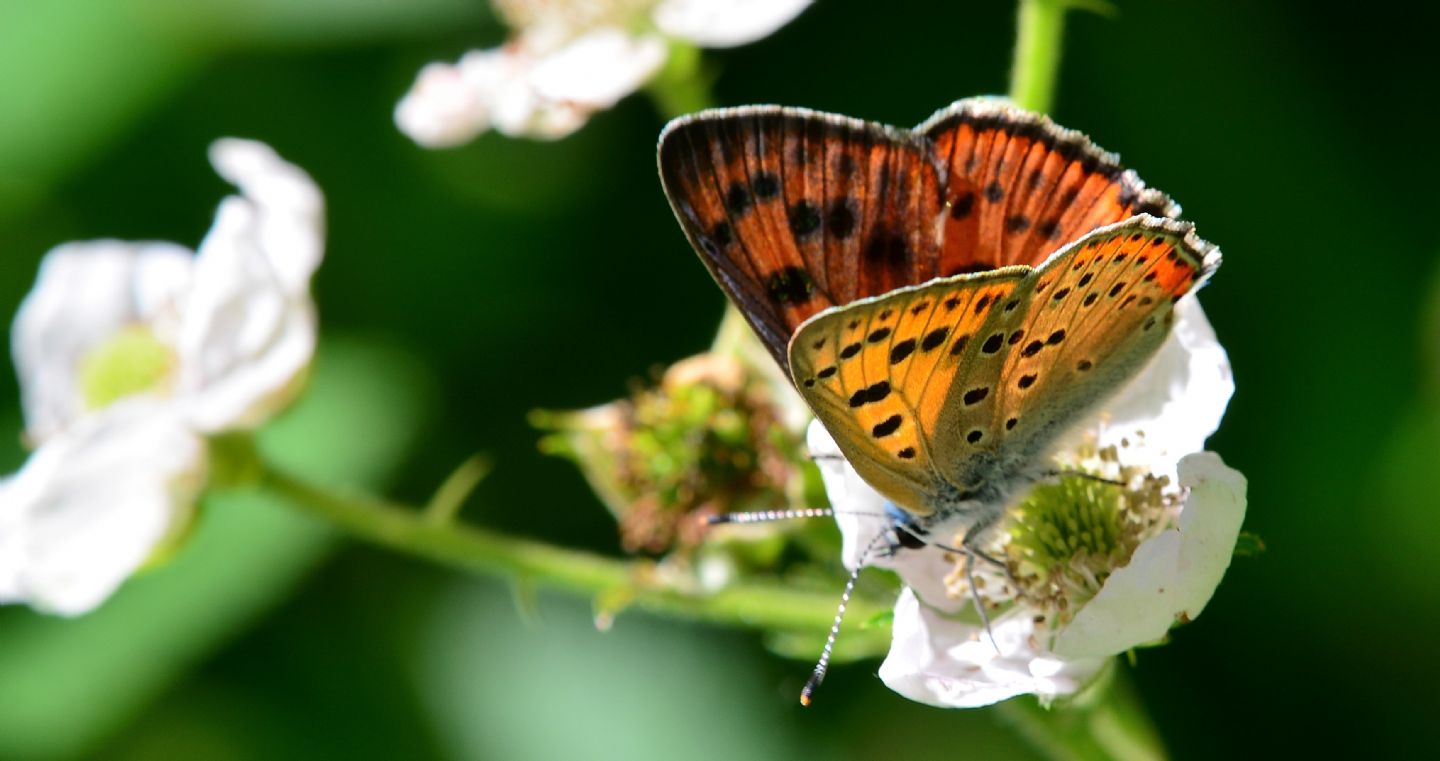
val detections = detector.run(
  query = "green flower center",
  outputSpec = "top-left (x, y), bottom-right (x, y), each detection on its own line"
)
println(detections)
top-left (1008, 476), bottom-right (1127, 570)
top-left (79, 325), bottom-right (176, 410)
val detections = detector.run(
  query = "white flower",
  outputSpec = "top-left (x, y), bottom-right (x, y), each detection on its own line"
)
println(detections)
top-left (813, 296), bottom-right (1248, 708)
top-left (0, 139), bottom-right (324, 615)
top-left (0, 400), bottom-right (204, 615)
top-left (395, 0), bottom-right (812, 145)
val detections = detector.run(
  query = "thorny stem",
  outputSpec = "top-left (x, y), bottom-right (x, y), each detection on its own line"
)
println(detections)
top-left (261, 463), bottom-right (888, 634)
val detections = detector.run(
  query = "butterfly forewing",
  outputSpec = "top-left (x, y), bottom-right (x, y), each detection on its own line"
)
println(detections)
top-left (931, 217), bottom-right (1219, 477)
top-left (920, 100), bottom-right (1178, 274)
top-left (788, 269), bottom-right (1030, 514)
top-left (659, 106), bottom-right (947, 374)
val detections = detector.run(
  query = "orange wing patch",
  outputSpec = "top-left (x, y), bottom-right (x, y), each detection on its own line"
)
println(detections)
top-left (659, 107), bottom-right (946, 374)
top-left (790, 269), bottom-right (1028, 513)
top-left (919, 99), bottom-right (1179, 273)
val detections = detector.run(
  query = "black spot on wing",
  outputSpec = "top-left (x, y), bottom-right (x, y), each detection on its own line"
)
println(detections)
top-left (788, 201), bottom-right (821, 238)
top-left (872, 415), bottom-right (903, 438)
top-left (889, 339), bottom-right (916, 364)
top-left (849, 381), bottom-right (892, 408)
top-left (827, 198), bottom-right (857, 239)
top-left (921, 327), bottom-right (949, 352)
top-left (752, 172), bottom-right (779, 199)
top-left (726, 182), bottom-right (752, 214)
top-left (950, 191), bottom-right (975, 220)
top-left (766, 267), bottom-right (814, 304)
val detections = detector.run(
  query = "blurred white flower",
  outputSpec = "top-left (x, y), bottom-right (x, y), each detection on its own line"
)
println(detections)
top-left (395, 0), bottom-right (812, 145)
top-left (0, 139), bottom-right (324, 615)
top-left (0, 400), bottom-right (204, 615)
top-left (812, 296), bottom-right (1247, 708)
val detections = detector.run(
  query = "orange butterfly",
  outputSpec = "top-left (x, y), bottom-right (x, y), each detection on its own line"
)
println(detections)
top-left (658, 97), bottom-right (1219, 701)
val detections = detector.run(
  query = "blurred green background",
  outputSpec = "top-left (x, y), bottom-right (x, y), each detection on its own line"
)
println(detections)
top-left (2, 0), bottom-right (1439, 758)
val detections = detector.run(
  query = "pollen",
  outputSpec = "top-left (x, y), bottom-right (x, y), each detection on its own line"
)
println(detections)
top-left (939, 439), bottom-right (1179, 631)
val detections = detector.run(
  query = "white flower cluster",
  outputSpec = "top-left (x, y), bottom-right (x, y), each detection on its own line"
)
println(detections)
top-left (811, 297), bottom-right (1247, 708)
top-left (395, 0), bottom-right (812, 145)
top-left (0, 140), bottom-right (324, 615)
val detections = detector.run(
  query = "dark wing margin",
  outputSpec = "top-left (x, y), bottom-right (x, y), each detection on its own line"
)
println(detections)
top-left (659, 105), bottom-right (948, 374)
top-left (917, 98), bottom-right (1180, 274)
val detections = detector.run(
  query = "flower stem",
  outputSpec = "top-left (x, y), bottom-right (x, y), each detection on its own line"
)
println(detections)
top-left (646, 41), bottom-right (715, 118)
top-left (1009, 0), bottom-right (1069, 113)
top-left (259, 464), bottom-right (888, 633)
top-left (998, 674), bottom-right (1168, 761)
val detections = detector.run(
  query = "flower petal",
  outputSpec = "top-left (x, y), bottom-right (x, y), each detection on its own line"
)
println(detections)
top-left (528, 28), bottom-right (667, 109)
top-left (653, 0), bottom-right (812, 48)
top-left (879, 588), bottom-right (1106, 708)
top-left (1052, 451), bottom-right (1248, 658)
top-left (207, 138), bottom-right (325, 295)
top-left (0, 399), bottom-right (205, 615)
top-left (176, 140), bottom-right (324, 432)
top-left (11, 241), bottom-right (193, 442)
top-left (1075, 295), bottom-right (1233, 480)
top-left (807, 420), bottom-right (963, 613)
top-left (395, 56), bottom-right (495, 148)
top-left (396, 36), bottom-right (621, 145)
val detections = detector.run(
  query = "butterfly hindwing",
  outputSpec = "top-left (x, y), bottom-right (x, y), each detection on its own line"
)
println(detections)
top-left (788, 268), bottom-right (1030, 514)
top-left (919, 99), bottom-right (1178, 275)
top-left (930, 216), bottom-right (1220, 479)
top-left (659, 106), bottom-right (947, 374)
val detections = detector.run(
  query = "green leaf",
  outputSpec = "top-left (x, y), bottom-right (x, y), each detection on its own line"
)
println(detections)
top-left (1232, 531), bottom-right (1267, 558)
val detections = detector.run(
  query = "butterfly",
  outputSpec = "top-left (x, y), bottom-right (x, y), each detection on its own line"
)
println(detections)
top-left (657, 97), bottom-right (1219, 699)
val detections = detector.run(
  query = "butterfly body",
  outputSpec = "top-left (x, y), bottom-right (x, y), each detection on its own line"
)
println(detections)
top-left (659, 98), bottom-right (1219, 552)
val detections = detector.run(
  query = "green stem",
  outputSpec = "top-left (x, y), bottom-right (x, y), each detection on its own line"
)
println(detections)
top-left (711, 303), bottom-right (754, 354)
top-left (646, 41), bottom-right (715, 118)
top-left (997, 673), bottom-right (1167, 761)
top-left (259, 464), bottom-right (887, 633)
top-left (1009, 0), bottom-right (1069, 113)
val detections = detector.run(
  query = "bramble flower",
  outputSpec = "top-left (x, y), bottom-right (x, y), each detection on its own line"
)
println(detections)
top-left (813, 296), bottom-right (1247, 708)
top-left (0, 139), bottom-right (324, 615)
top-left (395, 0), bottom-right (813, 145)
top-left (535, 350), bottom-right (811, 556)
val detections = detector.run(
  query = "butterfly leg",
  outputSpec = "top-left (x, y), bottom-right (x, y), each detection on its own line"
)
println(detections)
top-left (960, 516), bottom-right (1008, 653)
top-left (1044, 468), bottom-right (1125, 487)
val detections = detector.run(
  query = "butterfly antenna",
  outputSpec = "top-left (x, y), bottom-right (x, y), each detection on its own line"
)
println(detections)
top-left (706, 508), bottom-right (833, 526)
top-left (801, 528), bottom-right (892, 706)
